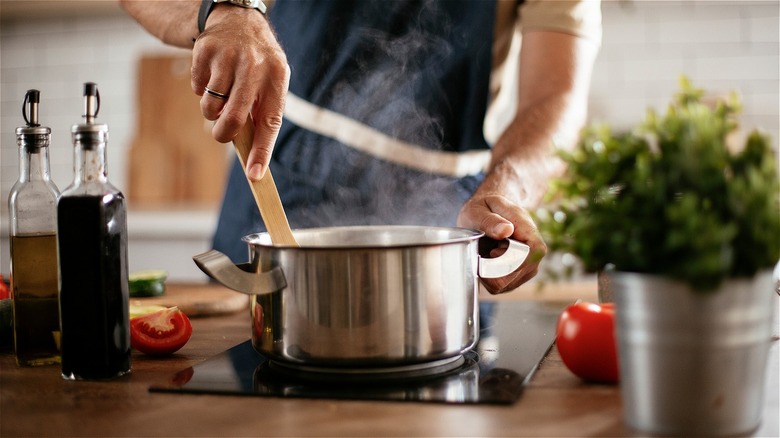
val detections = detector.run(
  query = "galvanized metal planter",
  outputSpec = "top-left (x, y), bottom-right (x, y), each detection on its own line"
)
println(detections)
top-left (607, 270), bottom-right (776, 436)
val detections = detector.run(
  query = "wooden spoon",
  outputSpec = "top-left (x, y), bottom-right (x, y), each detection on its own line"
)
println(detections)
top-left (232, 117), bottom-right (299, 246)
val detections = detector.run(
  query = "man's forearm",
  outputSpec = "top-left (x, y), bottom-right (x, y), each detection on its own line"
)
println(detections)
top-left (488, 30), bottom-right (599, 208)
top-left (119, 0), bottom-right (201, 48)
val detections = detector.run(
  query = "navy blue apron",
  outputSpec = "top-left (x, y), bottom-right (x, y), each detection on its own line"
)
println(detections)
top-left (213, 0), bottom-right (498, 263)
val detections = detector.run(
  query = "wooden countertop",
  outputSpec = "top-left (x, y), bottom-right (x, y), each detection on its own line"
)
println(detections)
top-left (1, 282), bottom-right (777, 437)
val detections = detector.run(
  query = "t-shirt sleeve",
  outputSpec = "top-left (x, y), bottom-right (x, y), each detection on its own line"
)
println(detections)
top-left (518, 0), bottom-right (602, 44)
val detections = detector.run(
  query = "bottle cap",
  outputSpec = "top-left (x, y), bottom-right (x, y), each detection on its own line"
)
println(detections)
top-left (72, 82), bottom-right (108, 142)
top-left (15, 89), bottom-right (51, 137)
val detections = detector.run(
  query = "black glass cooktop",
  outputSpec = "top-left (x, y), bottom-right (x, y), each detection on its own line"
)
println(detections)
top-left (150, 300), bottom-right (567, 404)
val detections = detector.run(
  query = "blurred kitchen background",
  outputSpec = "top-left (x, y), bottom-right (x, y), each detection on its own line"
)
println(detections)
top-left (1, 0), bottom-right (778, 282)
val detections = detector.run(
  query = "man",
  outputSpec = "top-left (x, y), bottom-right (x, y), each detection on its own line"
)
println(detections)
top-left (120, 0), bottom-right (601, 294)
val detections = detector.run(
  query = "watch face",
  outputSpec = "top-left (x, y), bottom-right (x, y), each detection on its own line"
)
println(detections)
top-left (217, 0), bottom-right (266, 13)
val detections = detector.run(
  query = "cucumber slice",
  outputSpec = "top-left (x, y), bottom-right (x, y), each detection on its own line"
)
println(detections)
top-left (129, 304), bottom-right (168, 319)
top-left (129, 270), bottom-right (168, 297)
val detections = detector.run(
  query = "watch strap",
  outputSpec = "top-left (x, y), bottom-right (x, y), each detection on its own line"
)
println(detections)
top-left (198, 0), bottom-right (267, 34)
top-left (198, 0), bottom-right (213, 34)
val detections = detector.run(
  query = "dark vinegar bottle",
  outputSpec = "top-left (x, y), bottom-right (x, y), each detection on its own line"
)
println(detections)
top-left (58, 83), bottom-right (131, 380)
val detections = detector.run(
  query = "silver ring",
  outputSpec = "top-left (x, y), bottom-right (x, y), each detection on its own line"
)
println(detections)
top-left (204, 87), bottom-right (229, 100)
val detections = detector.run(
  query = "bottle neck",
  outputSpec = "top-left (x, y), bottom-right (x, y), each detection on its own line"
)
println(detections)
top-left (73, 141), bottom-right (108, 184)
top-left (17, 136), bottom-right (52, 183)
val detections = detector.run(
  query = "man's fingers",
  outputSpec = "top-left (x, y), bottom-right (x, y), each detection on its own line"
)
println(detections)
top-left (458, 194), bottom-right (548, 294)
top-left (245, 64), bottom-right (289, 181)
top-left (482, 196), bottom-right (545, 249)
top-left (199, 83), bottom-right (232, 120)
top-left (244, 112), bottom-right (280, 178)
top-left (458, 195), bottom-right (517, 240)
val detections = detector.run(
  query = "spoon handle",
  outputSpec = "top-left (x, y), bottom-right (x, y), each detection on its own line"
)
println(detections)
top-left (233, 117), bottom-right (298, 246)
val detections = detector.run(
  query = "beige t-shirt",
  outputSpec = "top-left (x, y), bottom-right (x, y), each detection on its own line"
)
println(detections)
top-left (485, 0), bottom-right (602, 144)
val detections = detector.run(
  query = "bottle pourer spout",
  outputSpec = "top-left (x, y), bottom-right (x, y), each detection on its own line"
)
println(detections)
top-left (83, 82), bottom-right (100, 124)
top-left (23, 89), bottom-right (41, 127)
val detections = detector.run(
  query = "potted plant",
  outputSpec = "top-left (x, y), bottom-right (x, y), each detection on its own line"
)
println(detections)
top-left (536, 77), bottom-right (780, 436)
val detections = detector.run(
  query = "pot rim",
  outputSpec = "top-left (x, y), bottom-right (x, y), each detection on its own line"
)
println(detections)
top-left (242, 225), bottom-right (485, 250)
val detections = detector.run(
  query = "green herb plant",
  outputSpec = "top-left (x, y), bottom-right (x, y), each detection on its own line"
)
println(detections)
top-left (537, 78), bottom-right (780, 291)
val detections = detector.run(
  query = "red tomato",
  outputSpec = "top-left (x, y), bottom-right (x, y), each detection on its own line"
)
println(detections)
top-left (0, 275), bottom-right (10, 300)
top-left (251, 301), bottom-right (264, 341)
top-left (556, 302), bottom-right (619, 383)
top-left (130, 307), bottom-right (192, 356)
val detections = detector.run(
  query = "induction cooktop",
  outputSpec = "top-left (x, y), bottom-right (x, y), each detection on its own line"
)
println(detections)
top-left (150, 300), bottom-right (567, 405)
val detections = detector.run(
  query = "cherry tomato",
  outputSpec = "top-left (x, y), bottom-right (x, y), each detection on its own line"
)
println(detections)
top-left (130, 306), bottom-right (192, 356)
top-left (0, 275), bottom-right (10, 300)
top-left (556, 302), bottom-right (619, 383)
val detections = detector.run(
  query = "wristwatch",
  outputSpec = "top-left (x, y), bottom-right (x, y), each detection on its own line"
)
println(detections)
top-left (198, 0), bottom-right (267, 33)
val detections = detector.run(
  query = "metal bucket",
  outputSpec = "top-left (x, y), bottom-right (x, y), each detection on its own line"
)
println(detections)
top-left (609, 270), bottom-right (776, 436)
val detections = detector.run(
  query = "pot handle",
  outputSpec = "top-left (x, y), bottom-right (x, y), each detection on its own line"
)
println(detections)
top-left (478, 238), bottom-right (531, 279)
top-left (193, 249), bottom-right (287, 295)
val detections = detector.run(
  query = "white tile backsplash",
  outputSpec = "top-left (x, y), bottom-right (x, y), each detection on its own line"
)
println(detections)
top-left (659, 18), bottom-right (742, 45)
top-left (589, 0), bottom-right (779, 139)
top-left (749, 16), bottom-right (780, 42)
top-left (696, 54), bottom-right (777, 81)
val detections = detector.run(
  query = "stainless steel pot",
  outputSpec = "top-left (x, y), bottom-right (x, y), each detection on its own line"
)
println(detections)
top-left (193, 225), bottom-right (529, 367)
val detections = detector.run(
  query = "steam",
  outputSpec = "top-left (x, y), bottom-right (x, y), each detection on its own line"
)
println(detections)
top-left (293, 0), bottom-right (472, 229)
top-left (333, 1), bottom-right (450, 147)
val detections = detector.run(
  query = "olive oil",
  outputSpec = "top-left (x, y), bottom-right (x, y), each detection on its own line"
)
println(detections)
top-left (10, 234), bottom-right (61, 366)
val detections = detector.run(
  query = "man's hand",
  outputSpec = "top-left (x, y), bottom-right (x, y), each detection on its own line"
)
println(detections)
top-left (119, 0), bottom-right (289, 181)
top-left (457, 191), bottom-right (547, 295)
top-left (192, 4), bottom-right (289, 180)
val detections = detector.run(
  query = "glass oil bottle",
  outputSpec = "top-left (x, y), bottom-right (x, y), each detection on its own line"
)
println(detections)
top-left (8, 89), bottom-right (62, 366)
